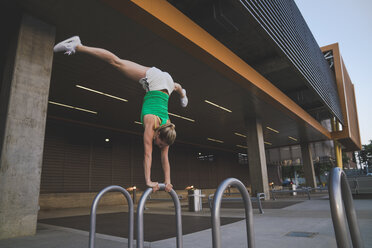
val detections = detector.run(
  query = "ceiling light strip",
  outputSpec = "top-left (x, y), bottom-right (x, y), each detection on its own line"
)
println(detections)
top-left (204, 100), bottom-right (232, 113)
top-left (266, 126), bottom-right (279, 133)
top-left (134, 121), bottom-right (142, 125)
top-left (49, 101), bottom-right (97, 114)
top-left (236, 145), bottom-right (248, 149)
top-left (168, 112), bottom-right (195, 122)
top-left (234, 132), bottom-right (247, 138)
top-left (76, 85), bottom-right (128, 102)
top-left (264, 141), bottom-right (272, 145)
top-left (207, 137), bottom-right (224, 143)
top-left (288, 136), bottom-right (298, 141)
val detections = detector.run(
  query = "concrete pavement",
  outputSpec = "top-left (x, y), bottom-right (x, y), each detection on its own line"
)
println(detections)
top-left (0, 196), bottom-right (371, 248)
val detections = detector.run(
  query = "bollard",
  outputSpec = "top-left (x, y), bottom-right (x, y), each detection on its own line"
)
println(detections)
top-left (133, 186), bottom-right (136, 204)
top-left (89, 185), bottom-right (133, 248)
top-left (136, 184), bottom-right (183, 248)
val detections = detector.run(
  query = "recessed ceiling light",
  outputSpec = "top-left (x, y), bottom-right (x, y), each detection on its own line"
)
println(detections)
top-left (236, 145), bottom-right (248, 149)
top-left (288, 136), bottom-right (298, 141)
top-left (105, 138), bottom-right (110, 142)
top-left (207, 137), bottom-right (224, 143)
top-left (76, 85), bottom-right (128, 102)
top-left (204, 100), bottom-right (232, 113)
top-left (49, 101), bottom-right (97, 114)
top-left (234, 132), bottom-right (247, 138)
top-left (168, 112), bottom-right (195, 122)
top-left (266, 126), bottom-right (279, 133)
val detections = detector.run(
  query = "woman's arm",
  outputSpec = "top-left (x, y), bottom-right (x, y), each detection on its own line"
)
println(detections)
top-left (161, 146), bottom-right (173, 192)
top-left (143, 117), bottom-right (159, 192)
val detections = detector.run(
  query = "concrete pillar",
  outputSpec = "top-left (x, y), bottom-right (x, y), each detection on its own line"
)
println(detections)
top-left (246, 118), bottom-right (270, 200)
top-left (0, 14), bottom-right (55, 239)
top-left (300, 143), bottom-right (317, 188)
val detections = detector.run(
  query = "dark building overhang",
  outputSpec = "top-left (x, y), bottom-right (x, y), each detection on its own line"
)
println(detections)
top-left (1, 0), bottom-right (337, 152)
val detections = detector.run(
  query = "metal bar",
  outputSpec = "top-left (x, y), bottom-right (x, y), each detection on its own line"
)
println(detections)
top-left (328, 167), bottom-right (364, 248)
top-left (137, 184), bottom-right (182, 248)
top-left (89, 185), bottom-right (133, 248)
top-left (211, 178), bottom-right (255, 248)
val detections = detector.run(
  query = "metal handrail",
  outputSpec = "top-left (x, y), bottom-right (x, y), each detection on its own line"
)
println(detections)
top-left (211, 178), bottom-right (255, 248)
top-left (329, 167), bottom-right (364, 248)
top-left (89, 185), bottom-right (133, 248)
top-left (137, 184), bottom-right (183, 248)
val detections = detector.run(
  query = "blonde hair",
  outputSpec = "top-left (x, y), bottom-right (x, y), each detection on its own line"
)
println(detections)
top-left (156, 123), bottom-right (176, 145)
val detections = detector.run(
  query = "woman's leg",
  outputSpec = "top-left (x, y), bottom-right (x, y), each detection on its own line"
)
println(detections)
top-left (174, 82), bottom-right (188, 107)
top-left (76, 45), bottom-right (150, 81)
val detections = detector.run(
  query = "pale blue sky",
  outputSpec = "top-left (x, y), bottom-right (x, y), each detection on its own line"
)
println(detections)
top-left (294, 0), bottom-right (372, 146)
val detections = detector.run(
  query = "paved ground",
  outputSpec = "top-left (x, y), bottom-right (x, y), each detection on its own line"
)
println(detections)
top-left (1, 194), bottom-right (372, 248)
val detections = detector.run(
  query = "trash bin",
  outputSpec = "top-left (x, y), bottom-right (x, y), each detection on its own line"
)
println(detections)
top-left (291, 184), bottom-right (297, 196)
top-left (188, 188), bottom-right (202, 212)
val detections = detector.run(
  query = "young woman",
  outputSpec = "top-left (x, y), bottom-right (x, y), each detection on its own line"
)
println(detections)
top-left (54, 36), bottom-right (188, 192)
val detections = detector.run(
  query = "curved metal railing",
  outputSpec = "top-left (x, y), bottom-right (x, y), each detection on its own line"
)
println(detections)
top-left (328, 167), bottom-right (364, 248)
top-left (211, 178), bottom-right (255, 248)
top-left (137, 184), bottom-right (183, 248)
top-left (89, 185), bottom-right (134, 248)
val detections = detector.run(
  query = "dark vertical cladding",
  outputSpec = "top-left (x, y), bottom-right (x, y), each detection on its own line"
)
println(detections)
top-left (40, 120), bottom-right (250, 193)
top-left (167, 0), bottom-right (344, 124)
top-left (239, 0), bottom-right (343, 123)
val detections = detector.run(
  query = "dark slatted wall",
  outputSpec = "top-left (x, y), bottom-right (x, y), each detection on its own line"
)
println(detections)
top-left (40, 120), bottom-right (250, 193)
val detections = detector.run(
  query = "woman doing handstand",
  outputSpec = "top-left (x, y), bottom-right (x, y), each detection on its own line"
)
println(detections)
top-left (53, 36), bottom-right (188, 192)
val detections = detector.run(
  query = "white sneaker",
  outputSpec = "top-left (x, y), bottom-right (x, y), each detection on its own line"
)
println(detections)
top-left (53, 36), bottom-right (81, 55)
top-left (180, 89), bottom-right (188, 107)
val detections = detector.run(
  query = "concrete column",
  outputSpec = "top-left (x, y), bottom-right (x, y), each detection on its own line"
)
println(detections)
top-left (300, 143), bottom-right (317, 188)
top-left (0, 14), bottom-right (55, 239)
top-left (246, 118), bottom-right (270, 200)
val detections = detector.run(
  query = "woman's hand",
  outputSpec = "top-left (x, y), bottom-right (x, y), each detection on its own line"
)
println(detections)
top-left (147, 181), bottom-right (160, 192)
top-left (164, 183), bottom-right (173, 192)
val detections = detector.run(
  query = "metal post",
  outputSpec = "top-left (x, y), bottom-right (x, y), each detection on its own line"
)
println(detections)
top-left (137, 184), bottom-right (182, 248)
top-left (89, 185), bottom-right (133, 248)
top-left (328, 167), bottom-right (364, 248)
top-left (211, 178), bottom-right (255, 248)
top-left (133, 187), bottom-right (136, 204)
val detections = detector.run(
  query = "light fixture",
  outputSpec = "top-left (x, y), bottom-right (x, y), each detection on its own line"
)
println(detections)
top-left (264, 141), bottom-right (272, 145)
top-left (236, 145), bottom-right (248, 149)
top-left (168, 112), bottom-right (195, 122)
top-left (288, 136), bottom-right (298, 141)
top-left (207, 137), bottom-right (224, 143)
top-left (234, 132), bottom-right (246, 138)
top-left (134, 121), bottom-right (142, 125)
top-left (204, 100), bottom-right (232, 113)
top-left (266, 126), bottom-right (279, 133)
top-left (49, 101), bottom-right (97, 114)
top-left (105, 138), bottom-right (110, 142)
top-left (76, 85), bottom-right (128, 102)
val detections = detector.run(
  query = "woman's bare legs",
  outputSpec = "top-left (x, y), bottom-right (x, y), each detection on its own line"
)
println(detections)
top-left (174, 83), bottom-right (185, 97)
top-left (174, 82), bottom-right (188, 107)
top-left (76, 45), bottom-right (150, 82)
